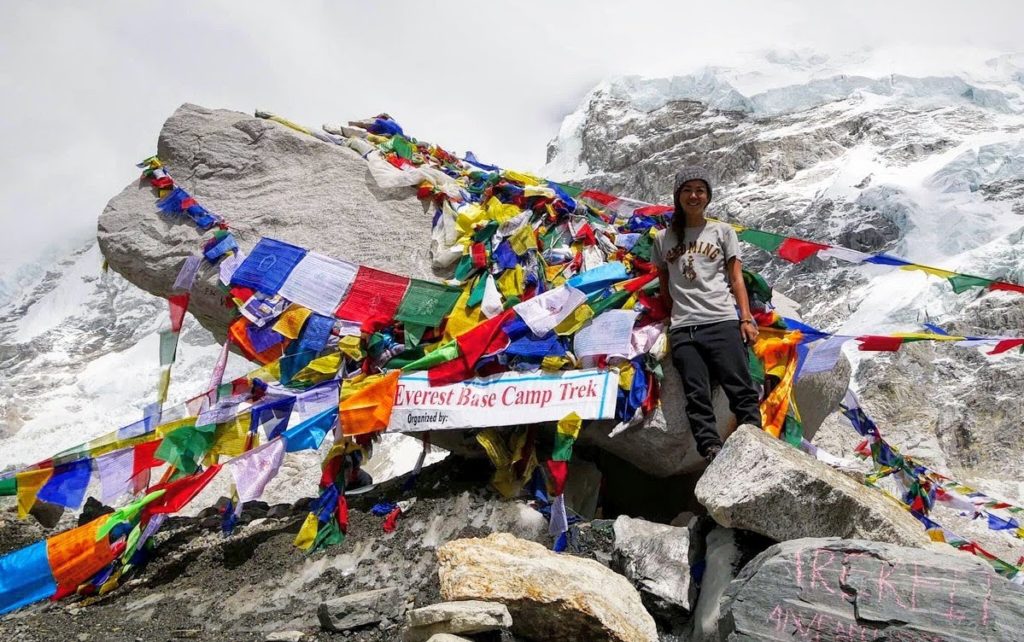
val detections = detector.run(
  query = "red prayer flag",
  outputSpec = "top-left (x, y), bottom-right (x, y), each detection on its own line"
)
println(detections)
top-left (143, 465), bottom-right (222, 517)
top-left (546, 460), bottom-right (569, 496)
top-left (168, 293), bottom-right (190, 332)
top-left (575, 223), bottom-right (597, 246)
top-left (633, 205), bottom-right (673, 216)
top-left (150, 176), bottom-right (173, 190)
top-left (988, 339), bottom-right (1024, 355)
top-left (427, 310), bottom-right (515, 386)
top-left (989, 281), bottom-right (1024, 294)
top-left (856, 335), bottom-right (904, 352)
top-left (382, 506), bottom-right (401, 532)
top-left (471, 242), bottom-right (488, 268)
top-left (335, 266), bottom-right (410, 325)
top-left (337, 496), bottom-right (349, 534)
top-left (132, 440), bottom-right (162, 493)
top-left (777, 238), bottom-right (830, 264)
top-left (580, 190), bottom-right (617, 205)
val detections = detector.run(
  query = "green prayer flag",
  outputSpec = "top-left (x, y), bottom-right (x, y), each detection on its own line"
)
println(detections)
top-left (782, 414), bottom-right (803, 447)
top-left (395, 280), bottom-right (461, 328)
top-left (738, 229), bottom-right (785, 253)
top-left (311, 517), bottom-right (344, 551)
top-left (947, 274), bottom-right (993, 294)
top-left (551, 432), bottom-right (575, 461)
top-left (588, 289), bottom-right (631, 316)
top-left (453, 254), bottom-right (478, 282)
top-left (557, 182), bottom-right (583, 198)
top-left (742, 269), bottom-right (773, 304)
top-left (404, 323), bottom-right (426, 348)
top-left (401, 341), bottom-right (460, 372)
top-left (391, 136), bottom-right (416, 160)
top-left (472, 220), bottom-right (499, 243)
top-left (466, 274), bottom-right (488, 308)
top-left (155, 424), bottom-right (215, 474)
top-left (630, 234), bottom-right (653, 261)
top-left (97, 490), bottom-right (166, 540)
top-left (159, 330), bottom-right (179, 366)
top-left (0, 476), bottom-right (16, 496)
top-left (746, 346), bottom-right (765, 385)
top-left (217, 383), bottom-right (233, 400)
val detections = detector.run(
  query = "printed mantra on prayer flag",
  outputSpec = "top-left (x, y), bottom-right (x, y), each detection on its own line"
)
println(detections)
top-left (387, 369), bottom-right (617, 432)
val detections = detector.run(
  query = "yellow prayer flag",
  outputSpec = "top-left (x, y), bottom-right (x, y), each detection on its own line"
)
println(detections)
top-left (496, 266), bottom-right (525, 298)
top-left (485, 196), bottom-right (522, 224)
top-left (443, 286), bottom-right (486, 341)
top-left (541, 356), bottom-right (570, 371)
top-left (273, 305), bottom-right (313, 340)
top-left (294, 513), bottom-right (319, 551)
top-left (456, 203), bottom-right (486, 237)
top-left (157, 367), bottom-right (171, 404)
top-left (557, 412), bottom-right (583, 440)
top-left (16, 468), bottom-right (53, 519)
top-left (927, 530), bottom-right (946, 543)
top-left (157, 417), bottom-right (198, 438)
top-left (206, 414), bottom-right (251, 461)
top-left (523, 185), bottom-right (555, 198)
top-left (509, 225), bottom-right (538, 255)
top-left (618, 363), bottom-right (636, 391)
top-left (249, 360), bottom-right (282, 383)
top-left (554, 304), bottom-right (594, 335)
top-left (338, 335), bottom-right (364, 361)
top-left (504, 170), bottom-right (542, 186)
top-left (891, 332), bottom-right (965, 342)
top-left (900, 265), bottom-right (957, 279)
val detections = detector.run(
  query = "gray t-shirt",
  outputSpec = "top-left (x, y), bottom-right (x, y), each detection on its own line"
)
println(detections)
top-left (652, 221), bottom-right (741, 328)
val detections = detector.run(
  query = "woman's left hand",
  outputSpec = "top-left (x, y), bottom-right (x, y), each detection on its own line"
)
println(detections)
top-left (740, 320), bottom-right (760, 345)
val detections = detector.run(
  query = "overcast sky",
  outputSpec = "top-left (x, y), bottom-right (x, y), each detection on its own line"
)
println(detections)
top-left (1, 1), bottom-right (1022, 269)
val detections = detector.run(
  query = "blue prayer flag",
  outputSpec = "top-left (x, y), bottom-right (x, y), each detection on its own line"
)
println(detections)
top-left (283, 407), bottom-right (338, 452)
top-left (865, 253), bottom-right (912, 267)
top-left (567, 262), bottom-right (629, 294)
top-left (229, 238), bottom-right (307, 295)
top-left (252, 396), bottom-right (296, 441)
top-left (0, 540), bottom-right (57, 615)
top-left (37, 459), bottom-right (91, 509)
top-left (203, 234), bottom-right (239, 263)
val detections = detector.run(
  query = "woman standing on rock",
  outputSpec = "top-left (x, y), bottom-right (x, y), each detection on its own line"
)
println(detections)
top-left (652, 167), bottom-right (762, 462)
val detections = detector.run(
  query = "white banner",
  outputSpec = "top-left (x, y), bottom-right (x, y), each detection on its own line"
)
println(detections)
top-left (388, 369), bottom-right (618, 432)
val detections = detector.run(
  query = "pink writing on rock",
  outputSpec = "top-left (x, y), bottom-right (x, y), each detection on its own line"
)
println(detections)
top-left (765, 546), bottom-right (996, 639)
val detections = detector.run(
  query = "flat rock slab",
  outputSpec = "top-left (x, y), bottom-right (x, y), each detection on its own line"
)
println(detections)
top-left (405, 600), bottom-right (512, 641)
top-left (612, 515), bottom-right (696, 616)
top-left (695, 425), bottom-right (930, 546)
top-left (437, 532), bottom-right (658, 642)
top-left (317, 586), bottom-right (402, 632)
top-left (720, 538), bottom-right (1024, 641)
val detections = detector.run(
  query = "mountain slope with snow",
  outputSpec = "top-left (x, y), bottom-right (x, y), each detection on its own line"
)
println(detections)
top-left (543, 55), bottom-right (1024, 487)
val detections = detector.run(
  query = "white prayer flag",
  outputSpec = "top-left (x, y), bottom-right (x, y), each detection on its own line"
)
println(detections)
top-left (173, 255), bottom-right (202, 291)
top-left (799, 336), bottom-right (848, 377)
top-left (219, 251), bottom-right (246, 286)
top-left (481, 274), bottom-right (504, 319)
top-left (229, 438), bottom-right (285, 503)
top-left (97, 448), bottom-right (135, 505)
top-left (816, 246), bottom-right (871, 263)
top-left (513, 285), bottom-right (587, 336)
top-left (574, 309), bottom-right (639, 358)
top-left (277, 251), bottom-right (358, 317)
top-left (548, 494), bottom-right (569, 536)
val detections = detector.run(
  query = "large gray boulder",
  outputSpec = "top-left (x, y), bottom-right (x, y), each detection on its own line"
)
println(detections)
top-left (97, 103), bottom-right (848, 477)
top-left (695, 425), bottom-right (930, 547)
top-left (720, 538), bottom-right (1024, 641)
top-left (436, 532), bottom-right (658, 642)
top-left (612, 515), bottom-right (697, 620)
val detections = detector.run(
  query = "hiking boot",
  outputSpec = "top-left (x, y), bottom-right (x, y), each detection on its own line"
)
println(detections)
top-left (704, 445), bottom-right (722, 463)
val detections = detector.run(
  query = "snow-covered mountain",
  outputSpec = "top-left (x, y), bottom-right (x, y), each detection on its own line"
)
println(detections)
top-left (544, 52), bottom-right (1024, 488)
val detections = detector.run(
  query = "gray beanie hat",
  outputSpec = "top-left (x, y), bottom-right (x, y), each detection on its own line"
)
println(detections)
top-left (673, 166), bottom-right (713, 203)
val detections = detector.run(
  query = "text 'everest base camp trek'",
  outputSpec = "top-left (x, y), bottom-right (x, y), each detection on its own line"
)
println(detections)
top-left (2, 80), bottom-right (1024, 642)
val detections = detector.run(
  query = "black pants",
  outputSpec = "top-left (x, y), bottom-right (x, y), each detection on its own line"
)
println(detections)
top-left (669, 320), bottom-right (762, 456)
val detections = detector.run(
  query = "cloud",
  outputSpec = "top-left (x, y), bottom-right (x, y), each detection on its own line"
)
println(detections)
top-left (0, 0), bottom-right (1021, 268)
